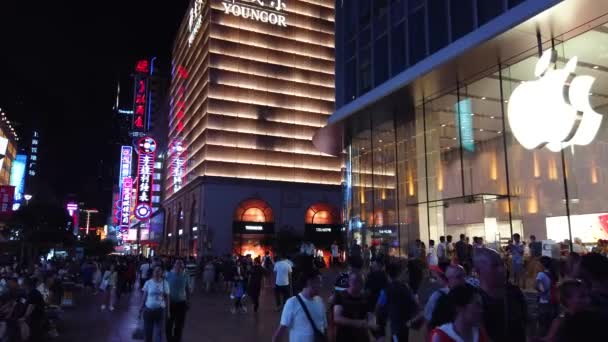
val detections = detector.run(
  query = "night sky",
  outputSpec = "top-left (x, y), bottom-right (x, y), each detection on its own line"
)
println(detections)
top-left (0, 0), bottom-right (189, 218)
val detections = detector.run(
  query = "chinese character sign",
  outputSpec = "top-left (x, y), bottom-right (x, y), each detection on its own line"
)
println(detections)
top-left (119, 146), bottom-right (133, 183)
top-left (0, 186), bottom-right (15, 220)
top-left (132, 61), bottom-right (150, 132)
top-left (120, 177), bottom-right (133, 230)
top-left (134, 137), bottom-right (157, 220)
top-left (135, 59), bottom-right (150, 74)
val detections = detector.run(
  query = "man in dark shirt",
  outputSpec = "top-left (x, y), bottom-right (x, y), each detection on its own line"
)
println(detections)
top-left (455, 234), bottom-right (468, 266)
top-left (376, 263), bottom-right (418, 342)
top-left (23, 277), bottom-right (46, 341)
top-left (474, 248), bottom-right (527, 342)
top-left (529, 235), bottom-right (542, 258)
top-left (333, 272), bottom-right (374, 342)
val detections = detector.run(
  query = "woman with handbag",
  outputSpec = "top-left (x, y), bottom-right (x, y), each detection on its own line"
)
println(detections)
top-left (140, 266), bottom-right (170, 342)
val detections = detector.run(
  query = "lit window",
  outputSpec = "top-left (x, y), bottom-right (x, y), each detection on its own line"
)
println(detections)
top-left (31, 155), bottom-right (37, 161)
top-left (155, 162), bottom-right (162, 169)
top-left (33, 132), bottom-right (39, 138)
top-left (154, 174), bottom-right (161, 180)
top-left (153, 184), bottom-right (161, 191)
top-left (29, 170), bottom-right (36, 176)
top-left (32, 139), bottom-right (38, 145)
top-left (31, 147), bottom-right (37, 153)
top-left (152, 196), bottom-right (160, 203)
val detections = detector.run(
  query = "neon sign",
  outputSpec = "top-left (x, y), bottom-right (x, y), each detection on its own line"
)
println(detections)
top-left (315, 227), bottom-right (332, 233)
top-left (132, 60), bottom-right (150, 132)
top-left (119, 146), bottom-right (133, 184)
top-left (134, 137), bottom-right (157, 220)
top-left (245, 225), bottom-right (264, 231)
top-left (222, 0), bottom-right (287, 27)
top-left (508, 50), bottom-right (603, 151)
top-left (188, 0), bottom-right (206, 46)
top-left (9, 154), bottom-right (26, 206)
top-left (120, 177), bottom-right (133, 230)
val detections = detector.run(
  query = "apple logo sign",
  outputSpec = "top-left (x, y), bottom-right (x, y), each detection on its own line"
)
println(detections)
top-left (507, 49), bottom-right (603, 152)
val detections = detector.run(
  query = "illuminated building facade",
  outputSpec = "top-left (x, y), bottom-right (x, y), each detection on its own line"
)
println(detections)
top-left (0, 109), bottom-right (19, 187)
top-left (164, 0), bottom-right (342, 256)
top-left (316, 0), bottom-right (608, 255)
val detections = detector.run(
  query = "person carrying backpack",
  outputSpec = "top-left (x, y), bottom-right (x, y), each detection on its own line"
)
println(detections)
top-left (536, 256), bottom-right (558, 337)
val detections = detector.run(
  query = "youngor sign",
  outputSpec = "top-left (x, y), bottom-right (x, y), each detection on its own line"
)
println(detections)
top-left (134, 137), bottom-right (157, 220)
top-left (508, 49), bottom-right (603, 152)
top-left (222, 0), bottom-right (287, 27)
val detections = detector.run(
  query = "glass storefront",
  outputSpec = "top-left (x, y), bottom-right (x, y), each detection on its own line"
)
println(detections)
top-left (344, 21), bottom-right (608, 255)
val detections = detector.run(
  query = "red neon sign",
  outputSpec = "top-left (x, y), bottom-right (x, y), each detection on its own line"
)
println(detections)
top-left (136, 60), bottom-right (150, 74)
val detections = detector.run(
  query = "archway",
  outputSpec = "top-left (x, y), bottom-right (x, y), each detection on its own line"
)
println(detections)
top-left (304, 203), bottom-right (343, 263)
top-left (233, 198), bottom-right (275, 259)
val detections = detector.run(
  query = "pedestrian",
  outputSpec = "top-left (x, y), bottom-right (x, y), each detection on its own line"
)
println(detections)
top-left (375, 262), bottom-right (419, 342)
top-left (21, 277), bottom-right (46, 342)
top-left (428, 240), bottom-right (439, 266)
top-left (166, 260), bottom-right (190, 342)
top-left (202, 260), bottom-right (215, 293)
top-left (511, 233), bottom-right (525, 287)
top-left (429, 285), bottom-right (489, 342)
top-left (230, 260), bottom-right (247, 314)
top-left (474, 248), bottom-right (527, 342)
top-left (141, 266), bottom-right (170, 342)
top-left (92, 262), bottom-right (102, 295)
top-left (127, 260), bottom-right (137, 292)
top-left (331, 241), bottom-right (340, 266)
top-left (424, 264), bottom-right (467, 333)
top-left (455, 234), bottom-right (467, 267)
top-left (247, 257), bottom-right (265, 313)
top-left (437, 236), bottom-right (447, 263)
top-left (573, 252), bottom-right (608, 317)
top-left (535, 256), bottom-right (558, 337)
top-left (544, 279), bottom-right (590, 341)
top-left (333, 272), bottom-right (375, 342)
top-left (364, 259), bottom-right (388, 341)
top-left (272, 269), bottom-right (327, 342)
top-left (273, 255), bottom-right (292, 311)
top-left (101, 263), bottom-right (118, 311)
top-left (446, 235), bottom-right (455, 262)
top-left (140, 259), bottom-right (152, 290)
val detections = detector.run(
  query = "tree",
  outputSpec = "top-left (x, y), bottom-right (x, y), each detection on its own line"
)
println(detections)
top-left (6, 202), bottom-right (74, 263)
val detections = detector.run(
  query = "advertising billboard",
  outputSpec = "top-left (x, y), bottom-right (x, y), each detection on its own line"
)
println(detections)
top-left (132, 60), bottom-right (150, 133)
top-left (0, 186), bottom-right (15, 220)
top-left (119, 146), bottom-right (133, 183)
top-left (9, 154), bottom-right (27, 210)
top-left (120, 177), bottom-right (133, 231)
top-left (134, 137), bottom-right (157, 220)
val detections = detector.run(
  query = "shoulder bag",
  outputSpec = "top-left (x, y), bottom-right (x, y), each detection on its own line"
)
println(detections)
top-left (295, 294), bottom-right (327, 342)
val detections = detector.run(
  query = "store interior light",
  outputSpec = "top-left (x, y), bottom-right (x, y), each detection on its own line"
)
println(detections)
top-left (593, 65), bottom-right (599, 69)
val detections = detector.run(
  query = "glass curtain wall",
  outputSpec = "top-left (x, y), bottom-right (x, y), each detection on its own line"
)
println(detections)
top-left (345, 21), bottom-right (608, 255)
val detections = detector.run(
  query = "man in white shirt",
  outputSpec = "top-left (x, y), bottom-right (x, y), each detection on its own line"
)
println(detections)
top-left (437, 236), bottom-right (447, 263)
top-left (274, 255), bottom-right (293, 310)
top-left (273, 270), bottom-right (327, 342)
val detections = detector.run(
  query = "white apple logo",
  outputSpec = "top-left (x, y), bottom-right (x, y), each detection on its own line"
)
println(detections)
top-left (508, 49), bottom-right (603, 152)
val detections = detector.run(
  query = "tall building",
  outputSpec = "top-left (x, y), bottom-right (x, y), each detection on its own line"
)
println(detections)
top-left (316, 0), bottom-right (608, 256)
top-left (164, 0), bottom-right (342, 257)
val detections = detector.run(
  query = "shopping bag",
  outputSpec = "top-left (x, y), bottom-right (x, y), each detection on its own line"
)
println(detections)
top-left (132, 316), bottom-right (144, 340)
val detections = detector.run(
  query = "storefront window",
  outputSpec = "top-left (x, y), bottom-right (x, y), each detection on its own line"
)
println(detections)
top-left (345, 19), bottom-right (608, 253)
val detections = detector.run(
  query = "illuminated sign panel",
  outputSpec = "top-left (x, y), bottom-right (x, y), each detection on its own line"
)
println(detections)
top-left (28, 131), bottom-right (39, 177)
top-left (120, 177), bottom-right (133, 230)
top-left (119, 146), bottom-right (133, 183)
top-left (188, 0), bottom-right (206, 46)
top-left (222, 0), bottom-right (288, 27)
top-left (315, 227), bottom-right (332, 233)
top-left (132, 60), bottom-right (150, 132)
top-left (455, 99), bottom-right (475, 152)
top-left (508, 50), bottom-right (602, 152)
top-left (134, 137), bottom-right (157, 220)
top-left (9, 154), bottom-right (27, 207)
top-left (245, 225), bottom-right (263, 231)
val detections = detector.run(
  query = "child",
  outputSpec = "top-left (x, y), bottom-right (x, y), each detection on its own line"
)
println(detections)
top-left (543, 279), bottom-right (590, 341)
top-left (230, 280), bottom-right (247, 314)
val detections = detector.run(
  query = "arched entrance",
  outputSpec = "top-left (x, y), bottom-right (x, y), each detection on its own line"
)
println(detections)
top-left (304, 203), bottom-right (343, 260)
top-left (233, 198), bottom-right (274, 259)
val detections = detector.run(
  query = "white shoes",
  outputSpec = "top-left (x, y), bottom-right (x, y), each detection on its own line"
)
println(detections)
top-left (109, 306), bottom-right (115, 312)
top-left (101, 305), bottom-right (106, 311)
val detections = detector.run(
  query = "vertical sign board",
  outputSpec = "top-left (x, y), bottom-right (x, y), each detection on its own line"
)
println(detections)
top-left (120, 177), bottom-right (134, 234)
top-left (0, 186), bottom-right (15, 221)
top-left (135, 137), bottom-right (157, 220)
top-left (132, 60), bottom-right (150, 133)
top-left (9, 154), bottom-right (27, 210)
top-left (119, 146), bottom-right (133, 184)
